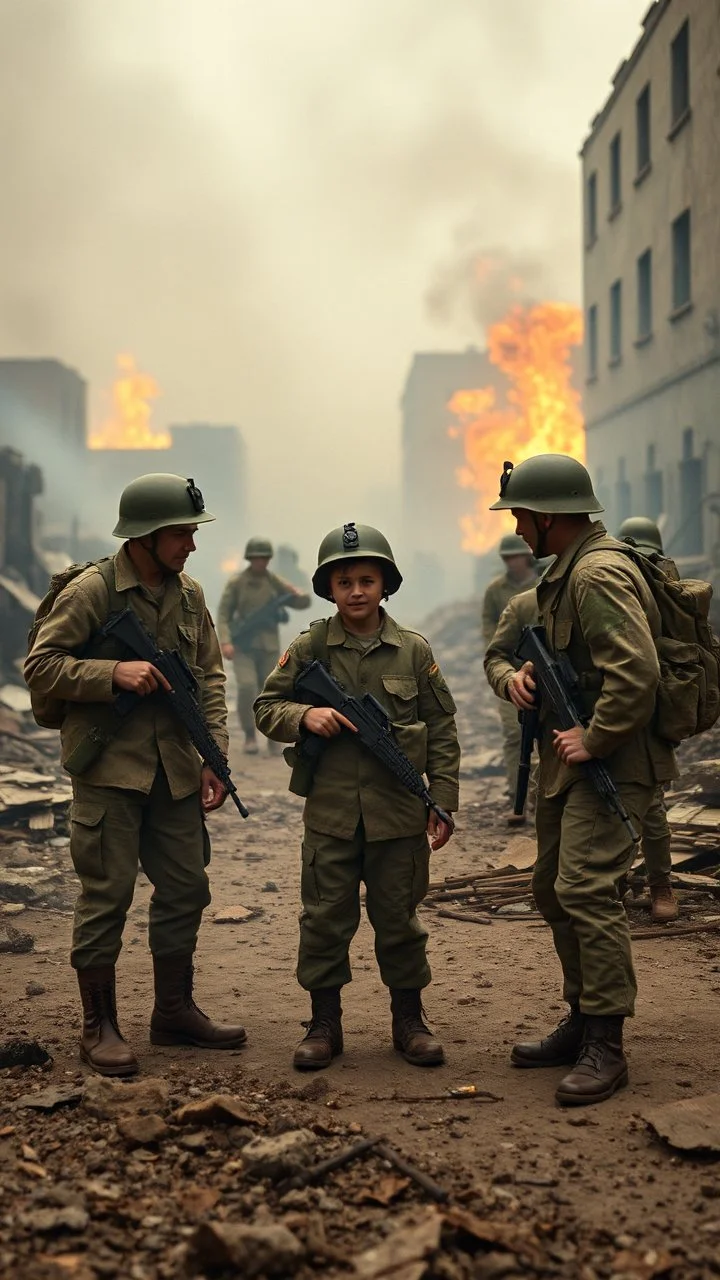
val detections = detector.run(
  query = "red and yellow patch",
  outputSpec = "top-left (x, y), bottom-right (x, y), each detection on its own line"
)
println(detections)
top-left (429, 662), bottom-right (439, 676)
top-left (278, 650), bottom-right (290, 668)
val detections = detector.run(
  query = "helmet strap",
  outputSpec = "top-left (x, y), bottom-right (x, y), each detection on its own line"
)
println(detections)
top-left (532, 513), bottom-right (554, 560)
top-left (142, 532), bottom-right (177, 577)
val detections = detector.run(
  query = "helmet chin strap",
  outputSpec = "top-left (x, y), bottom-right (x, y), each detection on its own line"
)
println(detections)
top-left (141, 532), bottom-right (177, 577)
top-left (532, 514), bottom-right (554, 560)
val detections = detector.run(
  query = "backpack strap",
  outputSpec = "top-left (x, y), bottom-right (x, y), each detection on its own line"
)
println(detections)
top-left (308, 617), bottom-right (331, 666)
top-left (95, 555), bottom-right (127, 615)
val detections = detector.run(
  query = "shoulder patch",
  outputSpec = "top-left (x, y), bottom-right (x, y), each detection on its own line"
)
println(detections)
top-left (278, 650), bottom-right (290, 668)
top-left (429, 662), bottom-right (439, 676)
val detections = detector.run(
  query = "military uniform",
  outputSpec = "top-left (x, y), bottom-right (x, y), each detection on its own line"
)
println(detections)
top-left (217, 565), bottom-right (310, 738)
top-left (482, 552), bottom-right (538, 797)
top-left (484, 587), bottom-right (539, 811)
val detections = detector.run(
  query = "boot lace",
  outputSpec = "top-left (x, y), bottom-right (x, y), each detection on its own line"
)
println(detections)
top-left (575, 1040), bottom-right (606, 1074)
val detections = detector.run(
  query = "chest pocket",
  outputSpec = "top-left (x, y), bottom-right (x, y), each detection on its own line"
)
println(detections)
top-left (381, 675), bottom-right (418, 725)
top-left (552, 619), bottom-right (573, 654)
top-left (177, 622), bottom-right (204, 686)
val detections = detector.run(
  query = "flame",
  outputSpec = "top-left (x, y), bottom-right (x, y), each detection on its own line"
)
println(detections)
top-left (221, 555), bottom-right (243, 574)
top-left (88, 354), bottom-right (171, 450)
top-left (448, 302), bottom-right (585, 553)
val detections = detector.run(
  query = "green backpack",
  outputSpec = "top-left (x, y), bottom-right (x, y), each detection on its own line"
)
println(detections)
top-left (27, 557), bottom-right (121, 729)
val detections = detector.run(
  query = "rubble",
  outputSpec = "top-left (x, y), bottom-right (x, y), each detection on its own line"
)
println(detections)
top-left (191, 1220), bottom-right (304, 1276)
top-left (644, 1093), bottom-right (720, 1154)
top-left (241, 1128), bottom-right (318, 1181)
top-left (0, 1039), bottom-right (51, 1069)
top-left (82, 1075), bottom-right (171, 1120)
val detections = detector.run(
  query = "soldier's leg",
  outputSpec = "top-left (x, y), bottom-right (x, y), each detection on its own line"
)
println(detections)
top-left (364, 833), bottom-right (443, 1065)
top-left (641, 784), bottom-right (678, 921)
top-left (233, 652), bottom-right (259, 749)
top-left (70, 781), bottom-right (145, 1076)
top-left (497, 696), bottom-right (522, 798)
top-left (140, 768), bottom-right (246, 1049)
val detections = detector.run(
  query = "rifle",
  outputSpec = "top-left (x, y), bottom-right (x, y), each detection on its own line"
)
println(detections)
top-left (230, 592), bottom-right (295, 649)
top-left (514, 625), bottom-right (639, 843)
top-left (514, 707), bottom-right (538, 818)
top-left (71, 609), bottom-right (249, 818)
top-left (289, 660), bottom-right (454, 831)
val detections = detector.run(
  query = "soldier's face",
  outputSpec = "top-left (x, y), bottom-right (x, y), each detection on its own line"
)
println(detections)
top-left (503, 553), bottom-right (533, 581)
top-left (153, 525), bottom-right (198, 573)
top-left (512, 509), bottom-right (548, 555)
top-left (329, 561), bottom-right (385, 625)
top-left (249, 557), bottom-right (271, 573)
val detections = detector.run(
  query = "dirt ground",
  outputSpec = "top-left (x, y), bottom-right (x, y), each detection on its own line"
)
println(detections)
top-left (2, 721), bottom-right (720, 1278)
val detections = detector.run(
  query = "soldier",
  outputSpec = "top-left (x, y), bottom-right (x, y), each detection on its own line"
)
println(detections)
top-left (254, 523), bottom-right (460, 1071)
top-left (617, 516), bottom-right (679, 924)
top-left (24, 474), bottom-right (247, 1077)
top-left (217, 537), bottom-right (310, 754)
top-left (484, 586), bottom-right (540, 821)
top-left (487, 455), bottom-right (676, 1106)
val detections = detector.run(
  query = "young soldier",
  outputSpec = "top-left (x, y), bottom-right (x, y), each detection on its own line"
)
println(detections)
top-left (24, 474), bottom-right (246, 1077)
top-left (487, 456), bottom-right (676, 1106)
top-left (217, 537), bottom-right (310, 754)
top-left (482, 534), bottom-right (538, 819)
top-left (617, 516), bottom-right (679, 924)
top-left (254, 523), bottom-right (460, 1071)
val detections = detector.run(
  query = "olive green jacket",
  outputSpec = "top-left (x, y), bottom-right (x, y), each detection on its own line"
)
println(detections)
top-left (482, 569), bottom-right (538, 647)
top-left (484, 523), bottom-right (677, 798)
top-left (24, 545), bottom-right (228, 799)
top-left (217, 567), bottom-right (310, 652)
top-left (484, 588), bottom-right (539, 684)
top-left (254, 611), bottom-right (460, 841)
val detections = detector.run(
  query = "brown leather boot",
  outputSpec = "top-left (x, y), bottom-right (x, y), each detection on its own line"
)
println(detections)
top-left (650, 883), bottom-right (679, 923)
top-left (293, 989), bottom-right (343, 1070)
top-left (555, 1015), bottom-right (628, 1106)
top-left (150, 955), bottom-right (247, 1048)
top-left (77, 967), bottom-right (139, 1078)
top-left (390, 989), bottom-right (444, 1066)
top-left (511, 1006), bottom-right (584, 1068)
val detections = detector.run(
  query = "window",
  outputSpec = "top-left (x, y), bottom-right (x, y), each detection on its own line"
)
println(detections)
top-left (636, 84), bottom-right (651, 176)
top-left (609, 279), bottom-right (622, 362)
top-left (671, 19), bottom-right (690, 128)
top-left (637, 248), bottom-right (652, 340)
top-left (672, 209), bottom-right (691, 311)
top-left (644, 444), bottom-right (664, 519)
top-left (609, 133), bottom-right (622, 213)
top-left (678, 427), bottom-right (703, 556)
top-left (587, 304), bottom-right (598, 379)
top-left (616, 458), bottom-right (631, 527)
top-left (586, 171), bottom-right (598, 245)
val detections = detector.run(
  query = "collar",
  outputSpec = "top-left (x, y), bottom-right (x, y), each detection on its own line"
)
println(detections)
top-left (327, 608), bottom-right (403, 648)
top-left (541, 521), bottom-right (608, 585)
top-left (114, 543), bottom-right (184, 610)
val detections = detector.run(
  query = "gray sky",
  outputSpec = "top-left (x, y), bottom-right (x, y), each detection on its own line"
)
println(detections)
top-left (0, 0), bottom-right (648, 557)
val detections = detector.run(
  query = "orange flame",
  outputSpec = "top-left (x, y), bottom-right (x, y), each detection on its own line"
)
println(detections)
top-left (448, 302), bottom-right (585, 553)
top-left (89, 354), bottom-right (171, 450)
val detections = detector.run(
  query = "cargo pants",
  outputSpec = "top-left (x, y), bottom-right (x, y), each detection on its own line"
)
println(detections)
top-left (297, 823), bottom-right (432, 991)
top-left (533, 778), bottom-right (654, 1016)
top-left (641, 785), bottom-right (672, 886)
top-left (69, 767), bottom-right (211, 970)
top-left (234, 649), bottom-right (277, 735)
top-left (497, 696), bottom-right (537, 807)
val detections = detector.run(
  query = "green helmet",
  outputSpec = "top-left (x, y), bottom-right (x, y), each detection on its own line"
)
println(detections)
top-left (617, 516), bottom-right (664, 555)
top-left (112, 474), bottom-right (215, 539)
top-left (490, 455), bottom-right (604, 515)
top-left (312, 522), bottom-right (402, 600)
top-left (245, 537), bottom-right (274, 560)
top-left (499, 533), bottom-right (532, 558)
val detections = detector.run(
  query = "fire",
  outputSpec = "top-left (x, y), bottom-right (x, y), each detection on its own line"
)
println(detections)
top-left (88, 354), bottom-right (171, 450)
top-left (448, 302), bottom-right (585, 553)
top-left (221, 555), bottom-right (242, 575)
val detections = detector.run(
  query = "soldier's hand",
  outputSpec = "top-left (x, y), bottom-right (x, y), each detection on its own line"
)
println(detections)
top-left (112, 661), bottom-right (172, 696)
top-left (201, 767), bottom-right (228, 811)
top-left (553, 726), bottom-right (591, 765)
top-left (508, 662), bottom-right (536, 711)
top-left (221, 643), bottom-right (234, 660)
top-left (427, 811), bottom-right (453, 851)
top-left (301, 707), bottom-right (357, 737)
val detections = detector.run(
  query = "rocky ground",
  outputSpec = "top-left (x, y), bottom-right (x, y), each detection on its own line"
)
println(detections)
top-left (1, 622), bottom-right (720, 1278)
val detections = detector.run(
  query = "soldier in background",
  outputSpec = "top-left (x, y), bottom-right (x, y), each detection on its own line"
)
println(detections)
top-left (617, 516), bottom-right (679, 924)
top-left (482, 534), bottom-right (539, 821)
top-left (218, 538), bottom-right (310, 754)
top-left (484, 586), bottom-right (539, 825)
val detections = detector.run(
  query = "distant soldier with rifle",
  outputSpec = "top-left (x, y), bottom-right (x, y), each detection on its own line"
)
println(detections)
top-left (218, 537), bottom-right (310, 754)
top-left (24, 474), bottom-right (247, 1077)
top-left (487, 455), bottom-right (677, 1106)
top-left (254, 523), bottom-right (460, 1071)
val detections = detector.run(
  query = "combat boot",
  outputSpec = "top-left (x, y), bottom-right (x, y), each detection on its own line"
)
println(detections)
top-left (77, 967), bottom-right (139, 1078)
top-left (650, 883), bottom-right (679, 924)
top-left (293, 989), bottom-right (343, 1070)
top-left (511, 1005), bottom-right (584, 1068)
top-left (243, 729), bottom-right (259, 755)
top-left (390, 989), bottom-right (445, 1066)
top-left (555, 1015), bottom-right (628, 1106)
top-left (150, 955), bottom-right (247, 1048)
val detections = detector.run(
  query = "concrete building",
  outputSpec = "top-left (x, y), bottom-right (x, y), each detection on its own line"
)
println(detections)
top-left (581, 0), bottom-right (720, 565)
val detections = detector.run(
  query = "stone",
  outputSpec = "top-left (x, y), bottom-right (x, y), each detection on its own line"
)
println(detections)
top-left (25, 981), bottom-right (46, 997)
top-left (18, 1206), bottom-right (90, 1233)
top-left (83, 1075), bottom-right (171, 1120)
top-left (240, 1129), bottom-right (317, 1181)
top-left (116, 1113), bottom-right (168, 1148)
top-left (191, 1221), bottom-right (304, 1276)
top-left (11, 1086), bottom-right (83, 1112)
top-left (172, 1093), bottom-right (267, 1128)
top-left (213, 904), bottom-right (261, 923)
top-left (0, 1038), bottom-right (51, 1069)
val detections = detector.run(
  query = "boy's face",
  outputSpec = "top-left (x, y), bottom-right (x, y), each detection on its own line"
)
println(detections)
top-left (329, 559), bottom-right (385, 627)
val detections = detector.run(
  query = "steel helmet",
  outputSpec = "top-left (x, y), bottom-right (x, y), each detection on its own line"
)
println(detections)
top-left (490, 456), bottom-right (604, 515)
top-left (499, 533), bottom-right (533, 558)
top-left (245, 537), bottom-right (274, 560)
top-left (113, 474), bottom-right (215, 539)
top-left (312, 522), bottom-right (403, 600)
top-left (617, 516), bottom-right (664, 555)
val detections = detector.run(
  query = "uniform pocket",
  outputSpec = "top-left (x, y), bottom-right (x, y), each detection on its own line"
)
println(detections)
top-left (553, 619), bottom-right (573, 651)
top-left (381, 675), bottom-right (418, 724)
top-left (70, 802), bottom-right (105, 880)
top-left (300, 841), bottom-right (320, 906)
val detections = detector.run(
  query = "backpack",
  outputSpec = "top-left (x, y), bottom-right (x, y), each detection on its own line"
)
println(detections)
top-left (578, 540), bottom-right (720, 745)
top-left (27, 557), bottom-right (121, 729)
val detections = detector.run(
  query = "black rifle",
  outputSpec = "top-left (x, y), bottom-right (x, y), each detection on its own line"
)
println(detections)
top-left (514, 625), bottom-right (639, 843)
top-left (98, 609), bottom-right (249, 818)
top-left (231, 592), bottom-right (295, 649)
top-left (514, 706), bottom-right (538, 818)
top-left (290, 660), bottom-right (454, 831)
